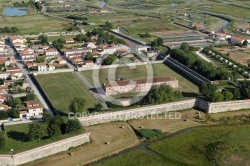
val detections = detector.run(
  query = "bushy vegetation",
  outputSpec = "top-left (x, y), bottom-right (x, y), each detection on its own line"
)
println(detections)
top-left (0, 27), bottom-right (19, 33)
top-left (102, 54), bottom-right (117, 65)
top-left (66, 15), bottom-right (88, 21)
top-left (137, 129), bottom-right (167, 140)
top-left (28, 116), bottom-right (83, 141)
top-left (147, 84), bottom-right (183, 104)
top-left (171, 43), bottom-right (232, 80)
top-left (200, 81), bottom-right (250, 102)
top-left (87, 28), bottom-right (126, 45)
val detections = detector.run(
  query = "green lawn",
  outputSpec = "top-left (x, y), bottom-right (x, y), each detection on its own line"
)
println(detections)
top-left (36, 72), bottom-right (99, 115)
top-left (94, 150), bottom-right (181, 166)
top-left (1, 123), bottom-right (82, 154)
top-left (149, 125), bottom-right (250, 166)
top-left (82, 63), bottom-right (199, 96)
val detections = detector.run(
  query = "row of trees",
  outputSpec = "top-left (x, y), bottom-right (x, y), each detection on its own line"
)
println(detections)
top-left (171, 43), bottom-right (232, 80)
top-left (200, 81), bottom-right (250, 102)
top-left (29, 115), bottom-right (83, 140)
top-left (0, 27), bottom-right (19, 33)
top-left (151, 37), bottom-right (163, 47)
top-left (88, 28), bottom-right (126, 45)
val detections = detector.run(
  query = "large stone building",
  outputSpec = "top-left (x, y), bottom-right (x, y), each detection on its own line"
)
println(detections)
top-left (103, 76), bottom-right (178, 95)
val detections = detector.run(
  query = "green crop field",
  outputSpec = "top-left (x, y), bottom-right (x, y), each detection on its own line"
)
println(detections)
top-left (36, 72), bottom-right (99, 115)
top-left (82, 63), bottom-right (199, 96)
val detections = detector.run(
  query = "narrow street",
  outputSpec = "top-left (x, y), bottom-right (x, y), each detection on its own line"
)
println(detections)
top-left (73, 71), bottom-right (109, 109)
top-left (5, 39), bottom-right (54, 115)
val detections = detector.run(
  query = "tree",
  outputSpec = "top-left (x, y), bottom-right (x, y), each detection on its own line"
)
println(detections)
top-left (180, 42), bottom-right (190, 52)
top-left (103, 54), bottom-right (117, 65)
top-left (56, 38), bottom-right (66, 44)
top-left (26, 93), bottom-right (35, 101)
top-left (42, 111), bottom-right (52, 124)
top-left (65, 119), bottom-right (82, 133)
top-left (0, 132), bottom-right (6, 150)
top-left (0, 111), bottom-right (8, 120)
top-left (222, 91), bottom-right (233, 101)
top-left (210, 92), bottom-right (224, 102)
top-left (94, 103), bottom-right (103, 112)
top-left (49, 116), bottom-right (64, 127)
top-left (240, 81), bottom-right (250, 99)
top-left (156, 37), bottom-right (163, 45)
top-left (69, 97), bottom-right (86, 113)
top-left (7, 98), bottom-right (22, 108)
top-left (105, 21), bottom-right (113, 29)
top-left (28, 123), bottom-right (47, 141)
top-left (232, 88), bottom-right (241, 100)
top-left (47, 124), bottom-right (61, 139)
top-left (7, 108), bottom-right (20, 118)
top-left (38, 35), bottom-right (48, 45)
top-left (199, 83), bottom-right (217, 100)
top-left (242, 40), bottom-right (248, 48)
top-left (147, 84), bottom-right (181, 104)
top-left (74, 34), bottom-right (85, 42)
top-left (85, 52), bottom-right (93, 60)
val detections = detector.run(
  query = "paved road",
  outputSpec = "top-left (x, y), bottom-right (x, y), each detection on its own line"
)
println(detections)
top-left (195, 50), bottom-right (211, 63)
top-left (73, 71), bottom-right (109, 109)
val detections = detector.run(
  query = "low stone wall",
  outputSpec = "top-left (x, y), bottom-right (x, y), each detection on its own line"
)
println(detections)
top-left (207, 99), bottom-right (250, 113)
top-left (78, 99), bottom-right (196, 126)
top-left (0, 133), bottom-right (90, 166)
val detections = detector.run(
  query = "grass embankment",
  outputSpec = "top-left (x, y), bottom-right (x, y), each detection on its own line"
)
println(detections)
top-left (36, 72), bottom-right (99, 115)
top-left (0, 123), bottom-right (82, 154)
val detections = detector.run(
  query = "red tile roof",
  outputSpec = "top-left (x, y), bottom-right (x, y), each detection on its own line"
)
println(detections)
top-left (105, 76), bottom-right (177, 88)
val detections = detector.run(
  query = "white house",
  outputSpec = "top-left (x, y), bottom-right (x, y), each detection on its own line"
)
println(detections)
top-left (83, 42), bottom-right (97, 49)
top-left (20, 100), bottom-right (43, 119)
top-left (45, 48), bottom-right (58, 56)
top-left (9, 36), bottom-right (25, 45)
top-left (65, 38), bottom-right (74, 43)
top-left (64, 48), bottom-right (92, 58)
top-left (0, 104), bottom-right (9, 111)
top-left (47, 64), bottom-right (56, 71)
top-left (216, 33), bottom-right (231, 41)
top-left (37, 62), bottom-right (47, 71)
top-left (0, 72), bottom-right (10, 80)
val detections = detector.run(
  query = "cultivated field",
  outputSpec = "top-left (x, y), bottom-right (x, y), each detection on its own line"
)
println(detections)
top-left (82, 63), bottom-right (199, 95)
top-left (36, 72), bottom-right (99, 115)
top-left (25, 122), bottom-right (140, 166)
top-left (214, 47), bottom-right (250, 66)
